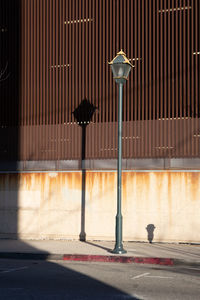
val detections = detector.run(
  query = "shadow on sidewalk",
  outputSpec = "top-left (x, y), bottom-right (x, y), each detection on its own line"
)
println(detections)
top-left (0, 240), bottom-right (138, 299)
top-left (85, 241), bottom-right (112, 252)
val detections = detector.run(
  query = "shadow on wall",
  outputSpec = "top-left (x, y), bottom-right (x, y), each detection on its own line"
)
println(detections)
top-left (0, 4), bottom-right (136, 298)
top-left (73, 99), bottom-right (97, 241)
top-left (0, 0), bottom-right (20, 239)
top-left (146, 224), bottom-right (156, 243)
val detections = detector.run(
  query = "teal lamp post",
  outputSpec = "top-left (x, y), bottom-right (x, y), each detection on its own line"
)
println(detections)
top-left (109, 50), bottom-right (133, 254)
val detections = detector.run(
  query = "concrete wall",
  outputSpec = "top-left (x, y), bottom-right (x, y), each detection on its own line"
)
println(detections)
top-left (0, 171), bottom-right (199, 243)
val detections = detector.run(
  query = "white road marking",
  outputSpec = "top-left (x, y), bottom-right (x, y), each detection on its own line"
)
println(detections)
top-left (131, 273), bottom-right (174, 280)
top-left (131, 272), bottom-right (150, 279)
top-left (146, 275), bottom-right (173, 279)
top-left (0, 266), bottom-right (28, 274)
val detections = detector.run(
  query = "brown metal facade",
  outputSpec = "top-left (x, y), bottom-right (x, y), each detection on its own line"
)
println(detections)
top-left (0, 0), bottom-right (200, 164)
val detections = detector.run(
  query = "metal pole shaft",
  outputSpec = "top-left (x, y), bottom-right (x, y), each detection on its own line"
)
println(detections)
top-left (117, 82), bottom-right (123, 221)
top-left (79, 125), bottom-right (86, 241)
top-left (112, 82), bottom-right (126, 254)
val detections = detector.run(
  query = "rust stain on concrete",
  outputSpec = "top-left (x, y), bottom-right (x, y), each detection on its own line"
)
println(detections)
top-left (122, 172), bottom-right (128, 205)
top-left (66, 172), bottom-right (82, 190)
top-left (189, 173), bottom-right (200, 202)
top-left (0, 173), bottom-right (19, 190)
top-left (167, 173), bottom-right (172, 226)
top-left (0, 171), bottom-right (199, 242)
top-left (86, 171), bottom-right (116, 203)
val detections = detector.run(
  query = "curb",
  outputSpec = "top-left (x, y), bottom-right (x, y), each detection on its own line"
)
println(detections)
top-left (0, 253), bottom-right (199, 267)
top-left (63, 255), bottom-right (174, 265)
top-left (0, 252), bottom-right (173, 265)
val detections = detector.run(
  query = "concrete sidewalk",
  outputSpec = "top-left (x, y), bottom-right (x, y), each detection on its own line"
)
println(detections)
top-left (0, 239), bottom-right (199, 266)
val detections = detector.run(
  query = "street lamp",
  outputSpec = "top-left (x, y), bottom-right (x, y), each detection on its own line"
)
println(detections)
top-left (109, 50), bottom-right (133, 254)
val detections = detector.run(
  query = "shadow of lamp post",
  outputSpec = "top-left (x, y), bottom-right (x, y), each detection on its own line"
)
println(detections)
top-left (146, 224), bottom-right (156, 243)
top-left (109, 50), bottom-right (134, 254)
top-left (73, 99), bottom-right (97, 241)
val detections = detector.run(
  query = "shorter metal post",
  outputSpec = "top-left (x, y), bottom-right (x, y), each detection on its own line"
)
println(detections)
top-left (111, 82), bottom-right (126, 254)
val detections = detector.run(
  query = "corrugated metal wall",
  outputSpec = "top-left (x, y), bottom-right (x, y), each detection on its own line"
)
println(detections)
top-left (0, 0), bottom-right (200, 162)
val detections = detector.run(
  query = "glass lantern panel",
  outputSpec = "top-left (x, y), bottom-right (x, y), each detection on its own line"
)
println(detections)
top-left (111, 63), bottom-right (131, 79)
top-left (111, 63), bottom-right (124, 78)
top-left (123, 64), bottom-right (132, 79)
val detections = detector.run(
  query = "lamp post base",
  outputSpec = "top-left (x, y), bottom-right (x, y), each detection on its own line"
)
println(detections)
top-left (79, 232), bottom-right (86, 242)
top-left (111, 245), bottom-right (127, 254)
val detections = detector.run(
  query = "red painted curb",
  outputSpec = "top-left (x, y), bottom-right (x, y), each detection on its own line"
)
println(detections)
top-left (63, 255), bottom-right (133, 263)
top-left (63, 255), bottom-right (174, 265)
top-left (133, 257), bottom-right (174, 265)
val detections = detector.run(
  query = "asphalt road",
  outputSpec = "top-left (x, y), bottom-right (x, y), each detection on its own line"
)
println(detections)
top-left (0, 259), bottom-right (199, 299)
